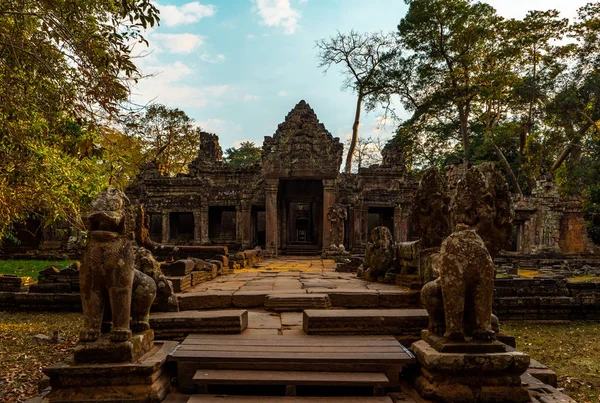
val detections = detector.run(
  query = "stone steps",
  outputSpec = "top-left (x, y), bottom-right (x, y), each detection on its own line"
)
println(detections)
top-left (192, 369), bottom-right (389, 396)
top-left (265, 294), bottom-right (332, 311)
top-left (150, 310), bottom-right (248, 340)
top-left (177, 289), bottom-right (420, 310)
top-left (186, 396), bottom-right (395, 402)
top-left (302, 309), bottom-right (428, 337)
top-left (170, 333), bottom-right (414, 393)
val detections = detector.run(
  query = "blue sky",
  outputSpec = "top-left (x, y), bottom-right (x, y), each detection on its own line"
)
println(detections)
top-left (131, 0), bottom-right (591, 151)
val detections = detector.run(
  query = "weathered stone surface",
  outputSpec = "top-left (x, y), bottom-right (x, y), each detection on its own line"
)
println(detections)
top-left (265, 294), bottom-right (331, 311)
top-left (79, 187), bottom-right (156, 346)
top-left (136, 247), bottom-right (178, 313)
top-left (411, 340), bottom-right (531, 403)
top-left (161, 259), bottom-right (195, 276)
top-left (411, 167), bottom-right (451, 249)
top-left (232, 290), bottom-right (268, 308)
top-left (451, 163), bottom-right (513, 258)
top-left (326, 290), bottom-right (378, 308)
top-left (74, 329), bottom-right (154, 364)
top-left (327, 203), bottom-right (348, 250)
top-left (421, 226), bottom-right (496, 341)
top-left (303, 309), bottom-right (428, 336)
top-left (149, 310), bottom-right (248, 339)
top-left (363, 227), bottom-right (395, 281)
top-left (178, 291), bottom-right (233, 310)
top-left (377, 289), bottom-right (420, 308)
top-left (43, 341), bottom-right (177, 403)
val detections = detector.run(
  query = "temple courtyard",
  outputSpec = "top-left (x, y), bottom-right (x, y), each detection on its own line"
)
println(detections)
top-left (1, 256), bottom-right (598, 402)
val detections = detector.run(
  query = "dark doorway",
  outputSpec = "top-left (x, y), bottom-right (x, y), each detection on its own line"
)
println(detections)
top-left (149, 213), bottom-right (163, 242)
top-left (209, 206), bottom-right (236, 243)
top-left (252, 206), bottom-right (266, 248)
top-left (279, 180), bottom-right (323, 250)
top-left (367, 206), bottom-right (394, 239)
top-left (169, 212), bottom-right (194, 243)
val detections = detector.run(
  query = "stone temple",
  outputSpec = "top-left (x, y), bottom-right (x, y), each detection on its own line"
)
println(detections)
top-left (128, 100), bottom-right (416, 256)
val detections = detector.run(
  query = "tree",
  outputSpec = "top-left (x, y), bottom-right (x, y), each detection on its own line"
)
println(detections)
top-left (124, 104), bottom-right (200, 177)
top-left (397, 0), bottom-right (502, 160)
top-left (0, 0), bottom-right (159, 240)
top-left (224, 141), bottom-right (262, 167)
top-left (316, 31), bottom-right (399, 173)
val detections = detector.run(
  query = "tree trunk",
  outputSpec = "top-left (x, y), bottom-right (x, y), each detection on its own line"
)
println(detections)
top-left (492, 143), bottom-right (523, 196)
top-left (344, 92), bottom-right (363, 174)
top-left (458, 102), bottom-right (470, 159)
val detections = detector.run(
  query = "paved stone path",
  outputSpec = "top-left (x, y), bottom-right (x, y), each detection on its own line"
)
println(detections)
top-left (168, 257), bottom-right (421, 337)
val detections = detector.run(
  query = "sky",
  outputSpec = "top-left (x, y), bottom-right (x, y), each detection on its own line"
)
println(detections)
top-left (130, 0), bottom-right (592, 151)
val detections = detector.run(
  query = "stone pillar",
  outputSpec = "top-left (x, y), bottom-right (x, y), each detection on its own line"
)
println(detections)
top-left (352, 203), bottom-right (363, 251)
top-left (322, 179), bottom-right (336, 253)
top-left (200, 205), bottom-right (209, 245)
top-left (236, 205), bottom-right (242, 244)
top-left (193, 210), bottom-right (202, 245)
top-left (363, 206), bottom-right (370, 245)
top-left (265, 179), bottom-right (279, 256)
top-left (241, 204), bottom-right (252, 249)
top-left (161, 212), bottom-right (169, 244)
top-left (394, 205), bottom-right (402, 242)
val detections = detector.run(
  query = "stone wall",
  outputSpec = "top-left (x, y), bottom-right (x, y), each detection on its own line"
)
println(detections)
top-left (493, 277), bottom-right (600, 320)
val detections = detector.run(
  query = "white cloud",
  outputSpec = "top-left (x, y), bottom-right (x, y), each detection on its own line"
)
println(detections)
top-left (198, 118), bottom-right (226, 133)
top-left (131, 61), bottom-right (234, 108)
top-left (150, 33), bottom-right (205, 54)
top-left (200, 53), bottom-right (226, 63)
top-left (155, 1), bottom-right (216, 27)
top-left (298, 0), bottom-right (308, 4)
top-left (244, 94), bottom-right (261, 102)
top-left (246, 34), bottom-right (256, 40)
top-left (252, 0), bottom-right (300, 34)
top-left (277, 90), bottom-right (287, 97)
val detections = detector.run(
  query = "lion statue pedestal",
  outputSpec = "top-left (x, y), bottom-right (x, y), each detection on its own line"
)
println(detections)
top-left (42, 188), bottom-right (178, 403)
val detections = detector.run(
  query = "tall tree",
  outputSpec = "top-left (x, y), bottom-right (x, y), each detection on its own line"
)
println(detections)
top-left (0, 0), bottom-right (159, 240)
top-left (124, 104), bottom-right (200, 176)
top-left (224, 141), bottom-right (262, 167)
top-left (397, 0), bottom-right (501, 160)
top-left (316, 31), bottom-right (399, 173)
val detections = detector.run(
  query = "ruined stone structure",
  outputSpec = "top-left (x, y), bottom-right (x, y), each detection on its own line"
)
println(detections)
top-left (513, 176), bottom-right (594, 255)
top-left (128, 100), bottom-right (418, 256)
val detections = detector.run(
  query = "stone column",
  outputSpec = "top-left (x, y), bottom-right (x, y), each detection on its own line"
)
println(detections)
top-left (161, 212), bottom-right (169, 244)
top-left (363, 206), bottom-right (370, 245)
top-left (200, 205), bottom-right (209, 245)
top-left (394, 205), bottom-right (402, 242)
top-left (241, 204), bottom-right (252, 249)
top-left (235, 205), bottom-right (243, 244)
top-left (193, 210), bottom-right (202, 245)
top-left (352, 203), bottom-right (363, 251)
top-left (322, 179), bottom-right (336, 253)
top-left (265, 179), bottom-right (279, 256)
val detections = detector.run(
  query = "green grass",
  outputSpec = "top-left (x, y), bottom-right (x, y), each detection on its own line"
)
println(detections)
top-left (0, 260), bottom-right (75, 280)
top-left (503, 321), bottom-right (600, 403)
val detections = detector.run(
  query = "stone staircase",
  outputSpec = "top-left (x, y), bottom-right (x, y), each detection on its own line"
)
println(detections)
top-left (168, 333), bottom-right (416, 397)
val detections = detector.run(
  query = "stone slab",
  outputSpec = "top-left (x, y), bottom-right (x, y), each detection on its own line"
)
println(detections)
top-left (421, 330), bottom-right (507, 354)
top-left (248, 311), bottom-right (281, 329)
top-left (411, 340), bottom-right (530, 374)
top-left (265, 294), bottom-right (332, 311)
top-left (42, 341), bottom-right (177, 402)
top-left (326, 290), bottom-right (378, 308)
top-left (232, 290), bottom-right (269, 308)
top-left (188, 397), bottom-right (394, 402)
top-left (74, 329), bottom-right (154, 364)
top-left (303, 309), bottom-right (428, 336)
top-left (150, 310), bottom-right (248, 339)
top-left (377, 289), bottom-right (420, 308)
top-left (178, 291), bottom-right (233, 310)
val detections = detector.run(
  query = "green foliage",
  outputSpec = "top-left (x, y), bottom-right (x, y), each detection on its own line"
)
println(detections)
top-left (0, 0), bottom-right (159, 240)
top-left (123, 104), bottom-right (200, 176)
top-left (224, 141), bottom-right (262, 167)
top-left (0, 260), bottom-right (74, 280)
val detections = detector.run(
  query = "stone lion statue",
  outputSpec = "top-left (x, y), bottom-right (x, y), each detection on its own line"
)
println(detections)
top-left (80, 188), bottom-right (156, 343)
top-left (421, 164), bottom-right (512, 341)
top-left (363, 226), bottom-right (395, 281)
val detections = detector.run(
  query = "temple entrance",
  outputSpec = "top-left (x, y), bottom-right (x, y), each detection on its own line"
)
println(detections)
top-left (279, 179), bottom-right (323, 253)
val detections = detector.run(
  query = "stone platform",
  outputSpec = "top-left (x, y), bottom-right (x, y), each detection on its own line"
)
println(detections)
top-left (43, 340), bottom-right (178, 403)
top-left (411, 339), bottom-right (531, 403)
